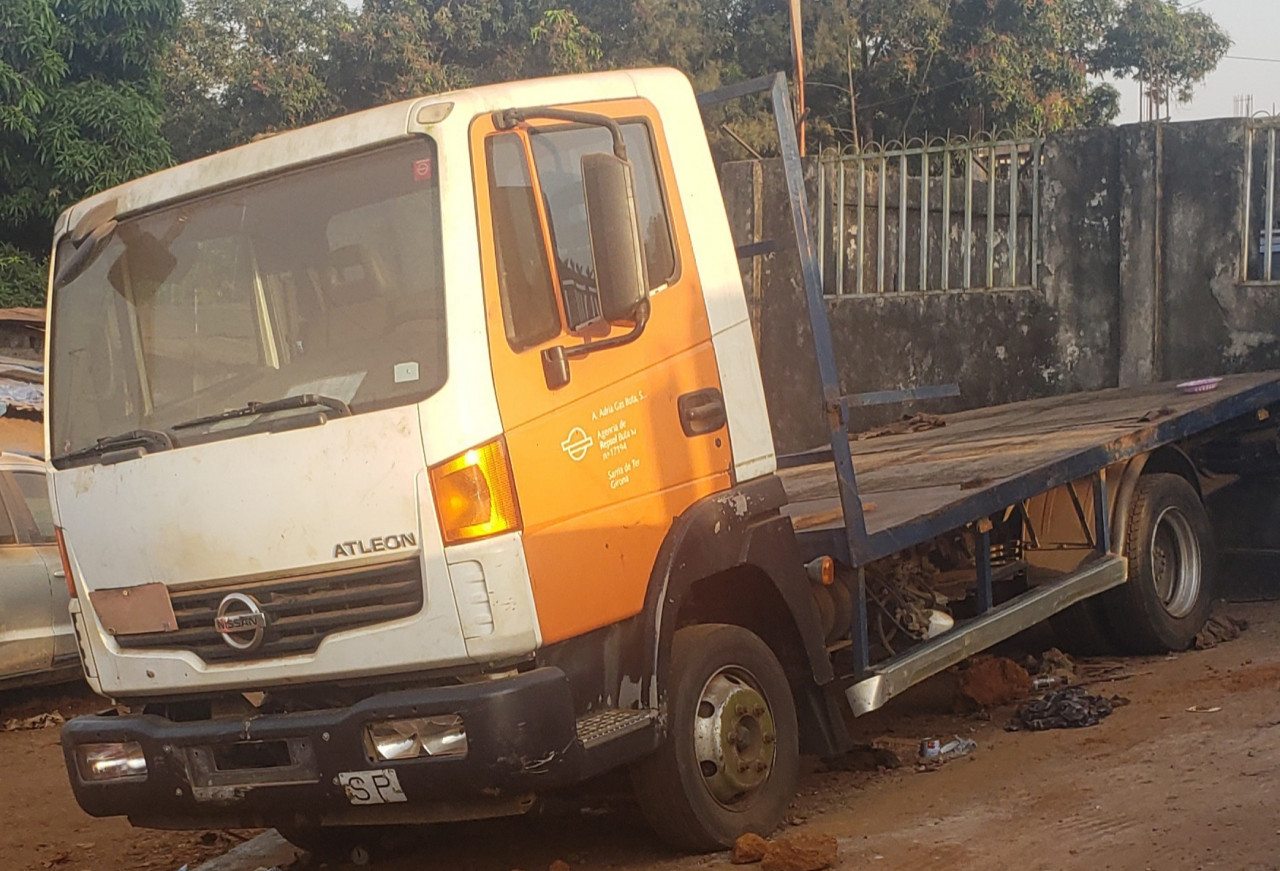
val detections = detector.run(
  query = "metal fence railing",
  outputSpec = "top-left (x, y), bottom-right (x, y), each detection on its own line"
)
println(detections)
top-left (815, 134), bottom-right (1044, 297)
top-left (1244, 117), bottom-right (1280, 284)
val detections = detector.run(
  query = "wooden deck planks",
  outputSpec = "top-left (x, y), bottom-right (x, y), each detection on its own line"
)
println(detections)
top-left (780, 372), bottom-right (1280, 540)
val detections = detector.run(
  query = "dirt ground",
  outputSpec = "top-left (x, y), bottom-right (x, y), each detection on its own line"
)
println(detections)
top-left (0, 414), bottom-right (44, 456)
top-left (5, 600), bottom-right (1280, 871)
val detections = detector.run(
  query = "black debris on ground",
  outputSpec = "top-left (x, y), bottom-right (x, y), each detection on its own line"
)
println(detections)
top-left (1195, 614), bottom-right (1248, 650)
top-left (1007, 686), bottom-right (1129, 732)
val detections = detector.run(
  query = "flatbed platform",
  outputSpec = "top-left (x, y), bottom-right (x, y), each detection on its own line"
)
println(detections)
top-left (782, 372), bottom-right (1280, 565)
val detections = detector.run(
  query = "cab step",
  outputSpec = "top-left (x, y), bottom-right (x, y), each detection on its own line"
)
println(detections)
top-left (575, 709), bottom-right (656, 749)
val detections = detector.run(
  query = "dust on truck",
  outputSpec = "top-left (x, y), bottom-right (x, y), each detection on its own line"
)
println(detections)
top-left (47, 67), bottom-right (1280, 851)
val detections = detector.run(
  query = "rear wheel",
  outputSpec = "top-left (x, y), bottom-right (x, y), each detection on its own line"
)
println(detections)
top-left (631, 624), bottom-right (799, 852)
top-left (1105, 473), bottom-right (1215, 653)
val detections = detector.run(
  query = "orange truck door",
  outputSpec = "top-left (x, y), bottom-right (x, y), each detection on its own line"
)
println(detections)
top-left (471, 99), bottom-right (733, 644)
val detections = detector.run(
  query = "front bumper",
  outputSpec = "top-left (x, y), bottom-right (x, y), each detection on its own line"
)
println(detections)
top-left (62, 668), bottom-right (580, 828)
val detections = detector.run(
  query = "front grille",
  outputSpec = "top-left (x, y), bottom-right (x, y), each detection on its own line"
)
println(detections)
top-left (114, 559), bottom-right (423, 663)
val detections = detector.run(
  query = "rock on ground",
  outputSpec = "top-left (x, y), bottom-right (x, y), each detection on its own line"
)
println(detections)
top-left (957, 657), bottom-right (1030, 708)
top-left (731, 833), bottom-right (769, 864)
top-left (759, 833), bottom-right (839, 871)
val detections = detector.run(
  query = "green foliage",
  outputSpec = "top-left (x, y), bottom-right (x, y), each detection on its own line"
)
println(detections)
top-left (1099, 0), bottom-right (1231, 111)
top-left (0, 242), bottom-right (47, 308)
top-left (530, 9), bottom-right (600, 76)
top-left (0, 0), bottom-right (178, 305)
top-left (330, 0), bottom-right (545, 112)
top-left (163, 0), bottom-right (351, 162)
top-left (156, 0), bottom-right (1233, 161)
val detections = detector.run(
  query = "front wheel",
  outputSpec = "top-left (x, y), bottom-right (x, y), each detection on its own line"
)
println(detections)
top-left (631, 623), bottom-right (800, 852)
top-left (1105, 473), bottom-right (1215, 653)
top-left (276, 826), bottom-right (380, 865)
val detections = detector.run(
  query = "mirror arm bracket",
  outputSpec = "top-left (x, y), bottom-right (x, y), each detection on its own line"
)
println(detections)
top-left (493, 107), bottom-right (629, 160)
top-left (565, 301), bottom-right (649, 360)
top-left (539, 302), bottom-right (651, 390)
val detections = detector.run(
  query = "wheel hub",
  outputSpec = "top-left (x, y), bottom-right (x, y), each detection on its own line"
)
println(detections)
top-left (1150, 505), bottom-right (1201, 619)
top-left (693, 669), bottom-right (776, 807)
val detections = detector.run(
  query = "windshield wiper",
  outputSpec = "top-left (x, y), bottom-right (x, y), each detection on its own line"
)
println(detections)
top-left (53, 429), bottom-right (173, 466)
top-left (169, 393), bottom-right (352, 432)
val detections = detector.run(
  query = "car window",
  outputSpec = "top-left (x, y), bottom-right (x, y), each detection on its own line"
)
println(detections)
top-left (11, 472), bottom-right (54, 543)
top-left (0, 490), bottom-right (18, 546)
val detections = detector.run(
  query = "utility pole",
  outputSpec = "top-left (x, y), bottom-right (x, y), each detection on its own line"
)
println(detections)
top-left (788, 0), bottom-right (806, 155)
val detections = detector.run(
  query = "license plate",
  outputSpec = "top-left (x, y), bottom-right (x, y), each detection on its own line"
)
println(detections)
top-left (337, 769), bottom-right (407, 805)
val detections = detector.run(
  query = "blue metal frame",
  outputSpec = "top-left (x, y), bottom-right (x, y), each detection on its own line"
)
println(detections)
top-left (698, 74), bottom-right (870, 565)
top-left (845, 384), bottom-right (960, 408)
top-left (792, 375), bottom-right (1280, 568)
top-left (700, 73), bottom-right (873, 673)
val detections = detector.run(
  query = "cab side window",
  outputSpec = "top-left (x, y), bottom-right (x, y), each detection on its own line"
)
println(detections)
top-left (487, 134), bottom-right (561, 351)
top-left (486, 118), bottom-right (678, 347)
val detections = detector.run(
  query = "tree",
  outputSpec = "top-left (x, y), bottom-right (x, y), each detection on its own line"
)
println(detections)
top-left (0, 243), bottom-right (47, 307)
top-left (0, 0), bottom-right (179, 306)
top-left (529, 9), bottom-right (601, 76)
top-left (147, 0), bottom-right (1226, 175)
top-left (165, 0), bottom-right (605, 156)
top-left (333, 0), bottom-right (600, 103)
top-left (1098, 0), bottom-right (1231, 121)
top-left (163, 0), bottom-right (352, 162)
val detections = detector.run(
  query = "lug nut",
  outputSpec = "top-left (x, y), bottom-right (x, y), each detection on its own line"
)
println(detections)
top-left (739, 762), bottom-right (750, 772)
top-left (755, 761), bottom-right (768, 772)
top-left (735, 704), bottom-right (748, 716)
top-left (753, 705), bottom-right (765, 717)
top-left (763, 732), bottom-right (776, 744)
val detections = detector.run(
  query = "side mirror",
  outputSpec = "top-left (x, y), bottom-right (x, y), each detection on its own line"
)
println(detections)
top-left (53, 220), bottom-right (117, 290)
top-left (581, 152), bottom-right (648, 324)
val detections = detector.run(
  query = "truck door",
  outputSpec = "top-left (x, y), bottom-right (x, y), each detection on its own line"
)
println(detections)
top-left (0, 479), bottom-right (54, 678)
top-left (471, 99), bottom-right (733, 644)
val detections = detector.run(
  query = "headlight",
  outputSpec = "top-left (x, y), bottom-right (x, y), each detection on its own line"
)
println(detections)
top-left (365, 715), bottom-right (468, 761)
top-left (76, 742), bottom-right (147, 781)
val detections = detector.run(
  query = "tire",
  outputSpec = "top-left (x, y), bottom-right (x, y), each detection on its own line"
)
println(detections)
top-left (630, 623), bottom-right (800, 852)
top-left (1104, 473), bottom-right (1215, 653)
top-left (276, 826), bottom-right (379, 865)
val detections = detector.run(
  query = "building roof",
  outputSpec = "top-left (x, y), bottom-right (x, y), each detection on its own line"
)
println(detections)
top-left (0, 308), bottom-right (44, 326)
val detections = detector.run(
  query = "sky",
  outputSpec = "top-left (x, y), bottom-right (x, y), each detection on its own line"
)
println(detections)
top-left (1112, 0), bottom-right (1280, 122)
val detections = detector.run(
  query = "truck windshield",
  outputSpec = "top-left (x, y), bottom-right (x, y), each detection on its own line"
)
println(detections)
top-left (49, 139), bottom-right (446, 463)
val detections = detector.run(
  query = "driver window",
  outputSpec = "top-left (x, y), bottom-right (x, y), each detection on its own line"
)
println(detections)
top-left (487, 133), bottom-right (562, 351)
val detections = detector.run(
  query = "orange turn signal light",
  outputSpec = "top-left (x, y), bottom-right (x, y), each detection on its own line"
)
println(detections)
top-left (55, 526), bottom-right (77, 598)
top-left (429, 437), bottom-right (522, 544)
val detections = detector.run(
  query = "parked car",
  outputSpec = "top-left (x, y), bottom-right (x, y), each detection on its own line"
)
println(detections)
top-left (0, 453), bottom-right (78, 690)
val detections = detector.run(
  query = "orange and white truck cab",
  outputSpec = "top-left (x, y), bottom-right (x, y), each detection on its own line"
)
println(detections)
top-left (50, 69), bottom-right (823, 849)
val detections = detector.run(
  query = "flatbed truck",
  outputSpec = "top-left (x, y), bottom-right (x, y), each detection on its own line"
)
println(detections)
top-left (45, 68), bottom-right (1280, 852)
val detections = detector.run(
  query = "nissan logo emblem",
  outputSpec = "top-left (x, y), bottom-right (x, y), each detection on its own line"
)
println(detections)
top-left (214, 592), bottom-right (268, 651)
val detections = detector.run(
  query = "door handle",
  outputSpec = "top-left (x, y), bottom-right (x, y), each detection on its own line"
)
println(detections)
top-left (678, 388), bottom-right (727, 437)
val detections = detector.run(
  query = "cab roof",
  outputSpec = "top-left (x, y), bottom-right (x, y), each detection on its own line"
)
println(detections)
top-left (55, 68), bottom-right (691, 239)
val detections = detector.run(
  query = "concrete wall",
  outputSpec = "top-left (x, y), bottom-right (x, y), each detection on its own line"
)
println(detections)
top-left (723, 118), bottom-right (1280, 455)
